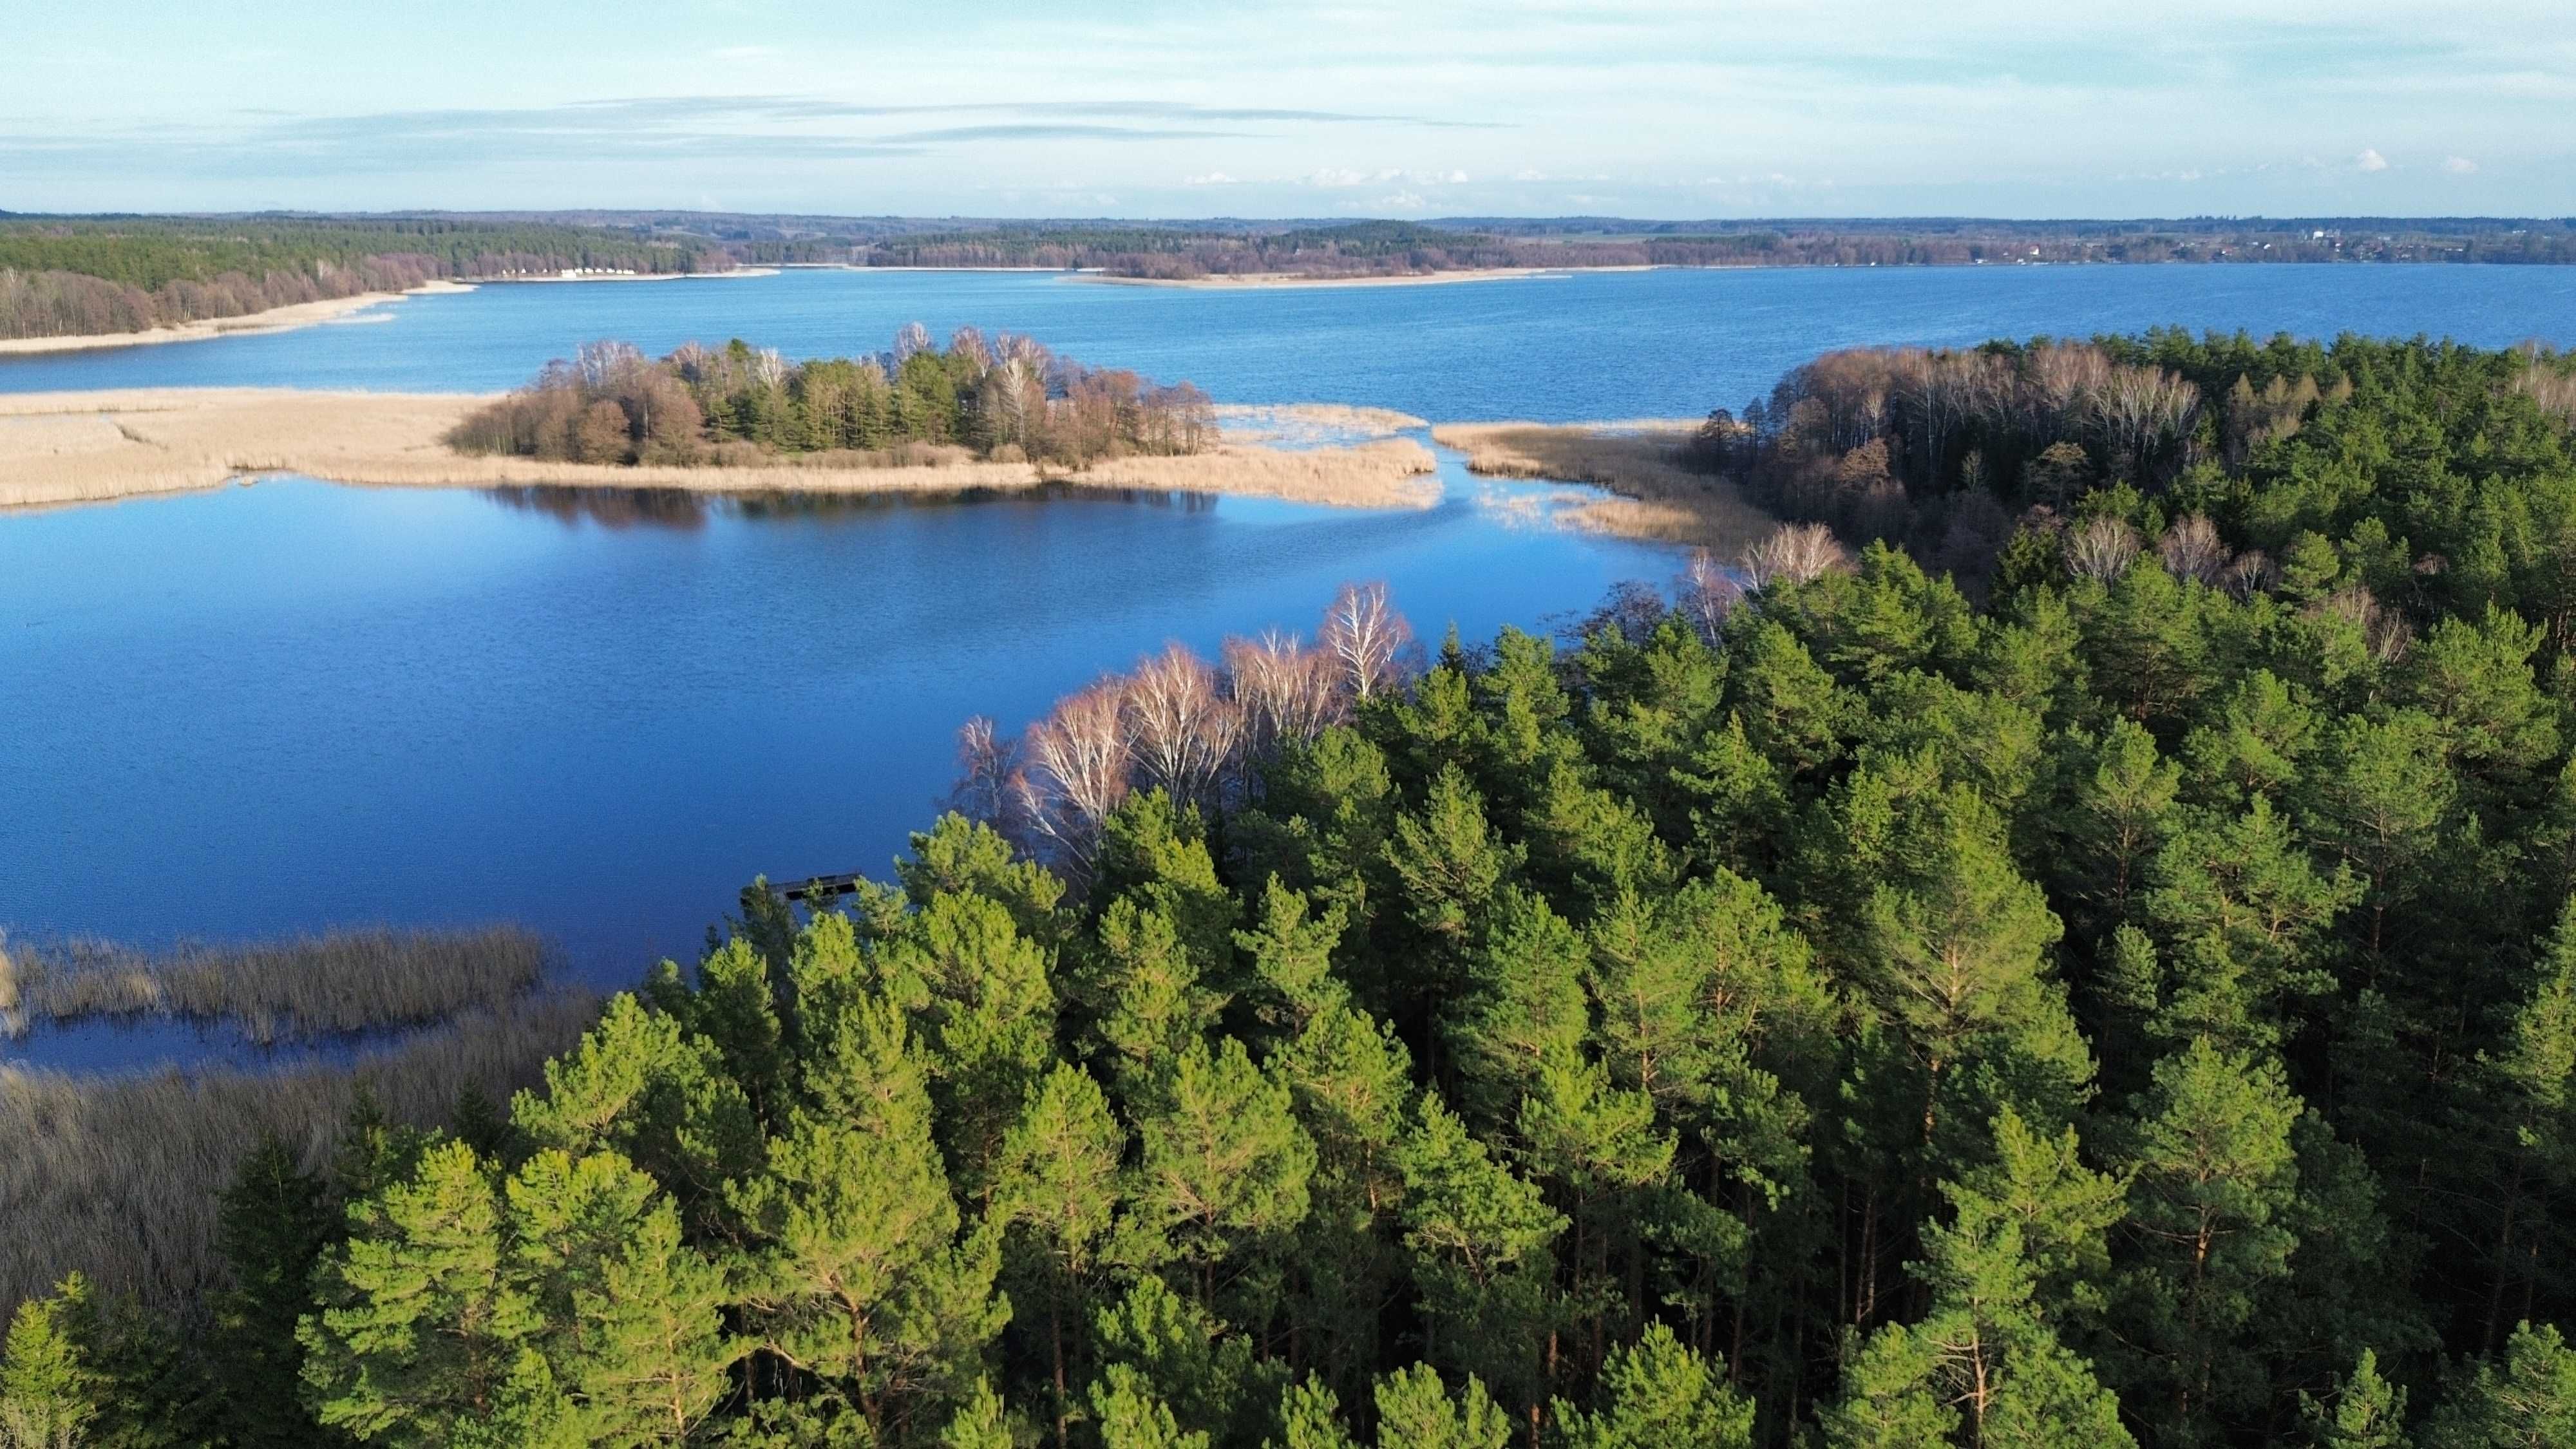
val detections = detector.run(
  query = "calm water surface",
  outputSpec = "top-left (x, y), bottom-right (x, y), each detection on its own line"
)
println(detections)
top-left (6, 264), bottom-right (2575, 419)
top-left (10, 263), bottom-right (2576, 1066)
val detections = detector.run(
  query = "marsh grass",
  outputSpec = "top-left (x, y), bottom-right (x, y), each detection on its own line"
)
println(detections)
top-left (5, 926), bottom-right (551, 1044)
top-left (1432, 419), bottom-right (1776, 551)
top-left (0, 992), bottom-right (598, 1318)
top-left (0, 389), bottom-right (1439, 512)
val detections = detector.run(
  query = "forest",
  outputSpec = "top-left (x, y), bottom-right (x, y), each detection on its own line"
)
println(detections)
top-left (446, 328), bottom-right (1219, 468)
top-left (17, 333), bottom-right (2576, 1447)
top-left (728, 218), bottom-right (2576, 276)
top-left (0, 216), bottom-right (729, 341)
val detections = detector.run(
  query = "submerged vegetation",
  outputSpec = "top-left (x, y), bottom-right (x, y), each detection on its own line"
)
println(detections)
top-left (21, 332), bottom-right (2576, 1446)
top-left (449, 328), bottom-right (1219, 469)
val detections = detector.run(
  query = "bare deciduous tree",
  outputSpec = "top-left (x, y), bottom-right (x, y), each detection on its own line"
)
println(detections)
top-left (2315, 585), bottom-right (2415, 663)
top-left (1124, 643), bottom-right (1244, 807)
top-left (947, 715), bottom-right (1019, 828)
top-left (1739, 522), bottom-right (1848, 591)
top-left (2158, 513), bottom-right (2231, 586)
top-left (2064, 515), bottom-right (2143, 583)
top-left (1225, 631), bottom-right (1347, 759)
top-left (1320, 582), bottom-right (1414, 701)
top-left (2223, 549), bottom-right (2280, 600)
top-left (1676, 549), bottom-right (1743, 643)
top-left (1013, 679), bottom-right (1132, 871)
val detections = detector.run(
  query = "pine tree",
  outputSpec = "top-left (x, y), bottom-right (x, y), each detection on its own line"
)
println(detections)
top-left (2, 1280), bottom-right (99, 1449)
top-left (938, 1376), bottom-right (1021, 1449)
top-left (1551, 1323), bottom-right (1754, 1449)
top-left (1395, 1096), bottom-right (1564, 1417)
top-left (1369, 1364), bottom-right (1513, 1449)
top-left (993, 1063), bottom-right (1129, 1448)
top-left (1271, 1377), bottom-right (1360, 1449)
top-left (728, 993), bottom-right (1004, 1438)
top-left (2110, 1036), bottom-right (2303, 1444)
top-left (299, 1141), bottom-right (544, 1449)
top-left (506, 1150), bottom-right (739, 1444)
top-left (212, 1133), bottom-right (337, 1448)
top-left (2299, 1349), bottom-right (2409, 1449)
top-left (2423, 1321), bottom-right (2576, 1448)
top-left (1123, 1039), bottom-right (1317, 1307)
top-left (1090, 1363), bottom-right (1211, 1449)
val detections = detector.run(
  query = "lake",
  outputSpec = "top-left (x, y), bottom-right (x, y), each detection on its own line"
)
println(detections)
top-left (8, 263), bottom-right (2576, 1067)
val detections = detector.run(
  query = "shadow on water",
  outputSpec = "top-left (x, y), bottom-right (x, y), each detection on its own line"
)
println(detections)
top-left (479, 479), bottom-right (1218, 530)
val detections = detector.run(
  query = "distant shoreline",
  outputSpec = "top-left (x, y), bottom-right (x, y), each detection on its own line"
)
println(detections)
top-left (473, 267), bottom-right (780, 285)
top-left (1077, 267), bottom-right (1598, 290)
top-left (0, 388), bottom-right (1441, 513)
top-left (0, 268), bottom-right (782, 355)
top-left (0, 281), bottom-right (475, 357)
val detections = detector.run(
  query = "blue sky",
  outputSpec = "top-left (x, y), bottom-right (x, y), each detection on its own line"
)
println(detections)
top-left (3, 1), bottom-right (2568, 218)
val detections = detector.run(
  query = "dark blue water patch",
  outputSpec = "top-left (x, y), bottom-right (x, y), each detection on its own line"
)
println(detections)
top-left (0, 459), bottom-right (1677, 988)
top-left (5, 265), bottom-right (2573, 422)
top-left (1, 1009), bottom-right (432, 1075)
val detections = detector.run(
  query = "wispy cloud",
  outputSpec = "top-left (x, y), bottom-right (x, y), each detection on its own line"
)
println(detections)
top-left (2356, 147), bottom-right (2391, 171)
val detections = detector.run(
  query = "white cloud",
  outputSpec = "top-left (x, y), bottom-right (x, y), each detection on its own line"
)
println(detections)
top-left (2443, 155), bottom-right (2480, 173)
top-left (1182, 171), bottom-right (1237, 185)
top-left (1361, 189), bottom-right (1427, 211)
top-left (1511, 167), bottom-right (1546, 182)
top-left (2356, 147), bottom-right (2391, 172)
top-left (1441, 169), bottom-right (1468, 184)
top-left (1305, 167), bottom-right (1367, 187)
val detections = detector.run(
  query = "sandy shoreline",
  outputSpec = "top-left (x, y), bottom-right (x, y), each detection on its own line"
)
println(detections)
top-left (1432, 418), bottom-right (1773, 551)
top-left (0, 281), bottom-right (478, 357)
top-left (0, 389), bottom-right (1439, 513)
top-left (0, 269), bottom-right (782, 355)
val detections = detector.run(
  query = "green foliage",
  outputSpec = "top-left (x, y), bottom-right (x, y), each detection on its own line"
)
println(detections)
top-left (52, 341), bottom-right (2576, 1446)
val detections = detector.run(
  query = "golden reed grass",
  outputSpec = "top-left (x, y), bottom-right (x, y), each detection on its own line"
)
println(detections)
top-left (6, 926), bottom-right (551, 1044)
top-left (0, 992), bottom-right (600, 1318)
top-left (0, 389), bottom-right (1438, 512)
top-left (1431, 419), bottom-right (1776, 551)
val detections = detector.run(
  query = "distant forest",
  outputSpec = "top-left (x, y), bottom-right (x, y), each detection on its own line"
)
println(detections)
top-left (716, 216), bottom-right (2576, 278)
top-left (5, 212), bottom-right (2574, 342)
top-left (0, 216), bottom-right (731, 341)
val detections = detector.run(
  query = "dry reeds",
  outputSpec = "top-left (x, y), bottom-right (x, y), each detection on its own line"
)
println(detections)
top-left (1430, 420), bottom-right (1776, 551)
top-left (0, 992), bottom-right (599, 1320)
top-left (5, 927), bottom-right (551, 1044)
top-left (0, 390), bottom-right (1438, 513)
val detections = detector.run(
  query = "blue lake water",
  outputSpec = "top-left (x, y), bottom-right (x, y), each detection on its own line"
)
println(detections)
top-left (9, 263), bottom-right (2576, 1068)
top-left (6, 264), bottom-right (2575, 419)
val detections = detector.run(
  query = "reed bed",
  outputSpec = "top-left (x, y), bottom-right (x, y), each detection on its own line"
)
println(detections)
top-left (0, 388), bottom-right (1440, 513)
top-left (1432, 419), bottom-right (1776, 551)
top-left (4, 926), bottom-right (551, 1043)
top-left (0, 992), bottom-right (600, 1318)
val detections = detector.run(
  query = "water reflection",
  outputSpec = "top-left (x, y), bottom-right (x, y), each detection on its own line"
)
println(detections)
top-left (480, 480), bottom-right (1220, 530)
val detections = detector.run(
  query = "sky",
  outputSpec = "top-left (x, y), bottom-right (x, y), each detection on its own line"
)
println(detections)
top-left (3, 1), bottom-right (2570, 220)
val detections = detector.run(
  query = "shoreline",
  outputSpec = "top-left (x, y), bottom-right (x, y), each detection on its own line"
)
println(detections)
top-left (1075, 267), bottom-right (1578, 290)
top-left (473, 267), bottom-right (779, 285)
top-left (0, 389), bottom-right (1439, 513)
top-left (0, 280), bottom-right (477, 357)
top-left (1432, 418), bottom-right (1774, 551)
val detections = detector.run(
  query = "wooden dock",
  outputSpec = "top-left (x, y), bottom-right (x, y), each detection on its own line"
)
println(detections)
top-left (779, 873), bottom-right (865, 902)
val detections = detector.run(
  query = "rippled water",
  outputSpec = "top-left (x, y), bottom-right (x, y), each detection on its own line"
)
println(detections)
top-left (9, 263), bottom-right (2576, 1068)
top-left (6, 263), bottom-right (2574, 419)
